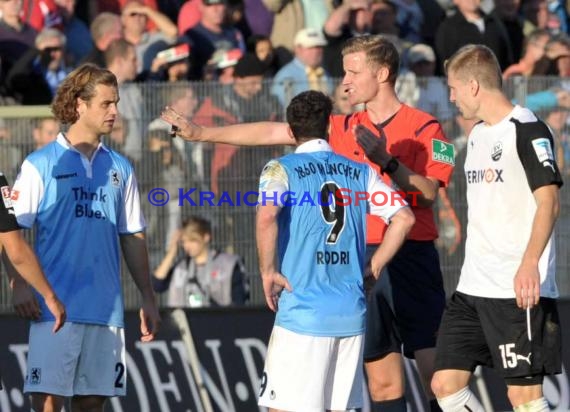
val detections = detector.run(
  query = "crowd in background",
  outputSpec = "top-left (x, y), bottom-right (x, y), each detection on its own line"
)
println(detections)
top-left (1, 0), bottom-right (570, 298)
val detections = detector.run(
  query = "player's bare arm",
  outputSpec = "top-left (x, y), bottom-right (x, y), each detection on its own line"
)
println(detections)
top-left (514, 184), bottom-right (560, 309)
top-left (355, 125), bottom-right (440, 207)
top-left (161, 105), bottom-right (292, 146)
top-left (120, 232), bottom-right (161, 341)
top-left (368, 207), bottom-right (415, 278)
top-left (1, 234), bottom-right (66, 332)
top-left (256, 203), bottom-right (292, 312)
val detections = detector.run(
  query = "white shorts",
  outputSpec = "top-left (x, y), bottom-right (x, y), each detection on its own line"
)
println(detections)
top-left (24, 322), bottom-right (126, 397)
top-left (258, 326), bottom-right (364, 412)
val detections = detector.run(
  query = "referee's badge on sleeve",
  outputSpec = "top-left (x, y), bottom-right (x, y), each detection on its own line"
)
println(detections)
top-left (432, 140), bottom-right (455, 165)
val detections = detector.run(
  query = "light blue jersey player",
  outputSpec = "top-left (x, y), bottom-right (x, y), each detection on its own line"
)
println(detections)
top-left (10, 64), bottom-right (160, 412)
top-left (256, 91), bottom-right (415, 412)
top-left (14, 136), bottom-right (141, 327)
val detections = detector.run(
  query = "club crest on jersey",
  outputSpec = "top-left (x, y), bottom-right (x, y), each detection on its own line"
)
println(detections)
top-left (531, 138), bottom-right (555, 173)
top-left (432, 140), bottom-right (455, 165)
top-left (491, 142), bottom-right (503, 161)
top-left (110, 170), bottom-right (121, 187)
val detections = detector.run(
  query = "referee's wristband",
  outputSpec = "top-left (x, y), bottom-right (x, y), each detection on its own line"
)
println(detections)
top-left (380, 157), bottom-right (399, 175)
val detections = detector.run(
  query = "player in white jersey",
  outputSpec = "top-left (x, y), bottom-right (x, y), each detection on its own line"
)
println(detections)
top-left (431, 45), bottom-right (563, 412)
top-left (256, 91), bottom-right (415, 411)
top-left (9, 64), bottom-right (161, 412)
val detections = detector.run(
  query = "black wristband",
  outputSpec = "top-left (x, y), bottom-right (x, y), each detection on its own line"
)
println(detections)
top-left (381, 157), bottom-right (399, 175)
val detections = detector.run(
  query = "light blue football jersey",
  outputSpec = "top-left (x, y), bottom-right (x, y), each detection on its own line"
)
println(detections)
top-left (13, 134), bottom-right (145, 327)
top-left (274, 150), bottom-right (369, 337)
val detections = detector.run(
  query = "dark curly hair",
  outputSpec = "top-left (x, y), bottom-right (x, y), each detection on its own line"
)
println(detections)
top-left (286, 90), bottom-right (332, 142)
top-left (51, 64), bottom-right (118, 125)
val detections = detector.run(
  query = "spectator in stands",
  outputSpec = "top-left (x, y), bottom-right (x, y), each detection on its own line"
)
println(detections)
top-left (225, 0), bottom-right (252, 41)
top-left (32, 117), bottom-right (60, 149)
top-left (406, 43), bottom-right (455, 131)
top-left (105, 38), bottom-right (145, 164)
top-left (155, 0), bottom-right (185, 26)
top-left (177, 0), bottom-right (201, 34)
top-left (6, 28), bottom-right (72, 105)
top-left (118, 0), bottom-right (162, 32)
top-left (242, 0), bottom-right (273, 37)
top-left (121, 0), bottom-right (178, 74)
top-left (520, 0), bottom-right (549, 35)
top-left (391, 0), bottom-right (424, 43)
top-left (82, 12), bottom-right (124, 67)
top-left (416, 0), bottom-right (446, 47)
top-left (0, 0), bottom-right (37, 90)
top-left (323, 0), bottom-right (372, 78)
top-left (369, 0), bottom-right (400, 37)
top-left (21, 0), bottom-right (63, 32)
top-left (203, 47), bottom-right (243, 83)
top-left (144, 108), bottom-right (189, 259)
top-left (435, 0), bottom-right (514, 71)
top-left (181, 0), bottom-right (245, 80)
top-left (261, 0), bottom-right (334, 54)
top-left (147, 42), bottom-right (191, 81)
top-left (514, 35), bottom-right (570, 113)
top-left (491, 0), bottom-right (525, 62)
top-left (246, 34), bottom-right (282, 77)
top-left (153, 216), bottom-right (249, 308)
top-left (154, 85), bottom-right (206, 193)
top-left (54, 0), bottom-right (94, 64)
top-left (271, 28), bottom-right (334, 107)
top-left (544, 34), bottom-right (570, 76)
top-left (203, 53), bottom-right (282, 256)
top-left (503, 28), bottom-right (550, 78)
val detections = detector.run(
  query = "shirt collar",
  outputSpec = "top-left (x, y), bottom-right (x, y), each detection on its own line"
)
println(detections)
top-left (295, 138), bottom-right (333, 153)
top-left (56, 132), bottom-right (109, 153)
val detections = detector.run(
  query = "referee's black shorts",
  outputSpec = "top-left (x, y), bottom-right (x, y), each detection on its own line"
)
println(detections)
top-left (435, 292), bottom-right (562, 385)
top-left (364, 240), bottom-right (446, 360)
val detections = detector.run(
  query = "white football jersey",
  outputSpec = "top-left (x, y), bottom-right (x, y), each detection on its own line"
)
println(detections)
top-left (458, 106), bottom-right (563, 298)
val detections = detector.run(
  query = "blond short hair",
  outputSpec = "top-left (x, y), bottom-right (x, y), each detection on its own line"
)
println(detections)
top-left (444, 44), bottom-right (503, 90)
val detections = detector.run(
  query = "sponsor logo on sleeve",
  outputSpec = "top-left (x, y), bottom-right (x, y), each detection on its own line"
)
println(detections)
top-left (531, 138), bottom-right (556, 173)
top-left (432, 140), bottom-right (455, 165)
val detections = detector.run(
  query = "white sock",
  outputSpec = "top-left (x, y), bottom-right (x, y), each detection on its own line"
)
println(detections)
top-left (437, 386), bottom-right (485, 412)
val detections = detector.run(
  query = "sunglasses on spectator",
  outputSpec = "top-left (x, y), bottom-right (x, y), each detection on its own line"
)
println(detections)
top-left (128, 12), bottom-right (145, 17)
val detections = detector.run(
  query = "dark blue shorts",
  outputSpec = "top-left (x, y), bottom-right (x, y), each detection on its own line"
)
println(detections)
top-left (364, 240), bottom-right (445, 360)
